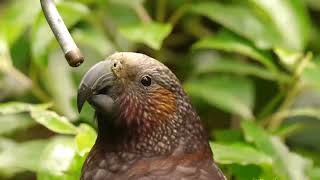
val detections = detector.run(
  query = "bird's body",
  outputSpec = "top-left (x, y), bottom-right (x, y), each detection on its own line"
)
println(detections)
top-left (77, 52), bottom-right (226, 180)
top-left (81, 138), bottom-right (224, 180)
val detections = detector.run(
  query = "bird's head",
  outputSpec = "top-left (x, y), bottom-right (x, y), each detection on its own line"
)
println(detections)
top-left (77, 52), bottom-right (186, 129)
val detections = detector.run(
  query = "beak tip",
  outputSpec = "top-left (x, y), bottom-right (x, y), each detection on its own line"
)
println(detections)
top-left (77, 60), bottom-right (114, 114)
top-left (77, 102), bottom-right (83, 113)
top-left (77, 85), bottom-right (91, 114)
top-left (77, 94), bottom-right (84, 113)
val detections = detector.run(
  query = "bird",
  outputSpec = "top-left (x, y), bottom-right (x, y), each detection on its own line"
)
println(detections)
top-left (77, 52), bottom-right (226, 180)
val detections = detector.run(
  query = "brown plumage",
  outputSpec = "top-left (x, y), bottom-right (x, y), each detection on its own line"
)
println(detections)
top-left (77, 52), bottom-right (226, 180)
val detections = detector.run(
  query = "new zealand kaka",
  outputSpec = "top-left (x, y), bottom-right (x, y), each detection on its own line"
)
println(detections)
top-left (77, 52), bottom-right (226, 180)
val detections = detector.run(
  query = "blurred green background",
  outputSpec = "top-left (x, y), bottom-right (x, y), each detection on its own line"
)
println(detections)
top-left (1, 0), bottom-right (320, 179)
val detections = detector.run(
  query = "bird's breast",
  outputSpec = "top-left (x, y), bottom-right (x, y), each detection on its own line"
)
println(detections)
top-left (81, 143), bottom-right (225, 180)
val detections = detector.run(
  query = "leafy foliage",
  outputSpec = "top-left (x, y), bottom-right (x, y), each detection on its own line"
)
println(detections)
top-left (1, 0), bottom-right (320, 179)
top-left (210, 142), bottom-right (272, 166)
top-left (185, 76), bottom-right (255, 119)
top-left (120, 22), bottom-right (172, 49)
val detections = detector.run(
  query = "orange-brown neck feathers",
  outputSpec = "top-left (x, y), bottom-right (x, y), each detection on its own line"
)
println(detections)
top-left (118, 86), bottom-right (176, 127)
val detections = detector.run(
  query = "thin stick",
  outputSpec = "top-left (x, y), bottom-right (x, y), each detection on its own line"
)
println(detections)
top-left (132, 3), bottom-right (152, 23)
top-left (40, 0), bottom-right (84, 67)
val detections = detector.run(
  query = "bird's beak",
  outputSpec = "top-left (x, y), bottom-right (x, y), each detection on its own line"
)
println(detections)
top-left (77, 60), bottom-right (116, 113)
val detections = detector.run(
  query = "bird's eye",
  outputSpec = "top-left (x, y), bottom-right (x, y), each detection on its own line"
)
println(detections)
top-left (140, 75), bottom-right (152, 86)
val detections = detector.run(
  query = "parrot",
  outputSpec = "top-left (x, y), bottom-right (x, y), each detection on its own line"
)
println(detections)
top-left (77, 52), bottom-right (226, 180)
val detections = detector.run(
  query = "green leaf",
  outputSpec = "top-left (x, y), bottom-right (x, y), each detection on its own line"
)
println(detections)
top-left (210, 142), bottom-right (272, 165)
top-left (229, 164), bottom-right (262, 180)
top-left (305, 0), bottom-right (320, 11)
top-left (30, 110), bottom-right (78, 135)
top-left (104, 3), bottom-right (140, 28)
top-left (77, 0), bottom-right (101, 5)
top-left (0, 38), bottom-right (32, 99)
top-left (242, 121), bottom-right (279, 154)
top-left (275, 47), bottom-right (304, 70)
top-left (271, 137), bottom-right (313, 180)
top-left (42, 50), bottom-right (78, 120)
top-left (249, 0), bottom-right (311, 51)
top-left (0, 114), bottom-right (35, 135)
top-left (37, 137), bottom-right (85, 180)
top-left (31, 1), bottom-right (90, 66)
top-left (0, 138), bottom-right (16, 152)
top-left (213, 129), bottom-right (243, 143)
top-left (194, 58), bottom-right (290, 83)
top-left (109, 0), bottom-right (144, 6)
top-left (75, 124), bottom-right (97, 157)
top-left (302, 62), bottom-right (320, 90)
top-left (242, 121), bottom-right (313, 180)
top-left (190, 2), bottom-right (281, 49)
top-left (0, 139), bottom-right (48, 178)
top-left (0, 37), bottom-right (12, 72)
top-left (184, 76), bottom-right (254, 119)
top-left (193, 30), bottom-right (276, 72)
top-left (274, 123), bottom-right (305, 139)
top-left (72, 27), bottom-right (115, 58)
top-left (0, 102), bottom-right (51, 115)
top-left (242, 121), bottom-right (286, 178)
top-left (309, 167), bottom-right (320, 179)
top-left (119, 22), bottom-right (172, 49)
top-left (0, 0), bottom-right (41, 44)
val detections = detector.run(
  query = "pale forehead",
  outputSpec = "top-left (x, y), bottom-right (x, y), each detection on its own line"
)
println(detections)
top-left (108, 52), bottom-right (164, 70)
top-left (108, 52), bottom-right (181, 92)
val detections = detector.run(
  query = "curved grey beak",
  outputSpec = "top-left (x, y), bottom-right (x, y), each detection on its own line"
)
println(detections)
top-left (77, 60), bottom-right (116, 113)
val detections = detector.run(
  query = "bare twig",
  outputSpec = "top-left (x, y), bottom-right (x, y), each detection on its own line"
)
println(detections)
top-left (168, 4), bottom-right (190, 27)
top-left (132, 3), bottom-right (152, 23)
top-left (267, 53), bottom-right (312, 131)
top-left (271, 108), bottom-right (320, 122)
top-left (156, 0), bottom-right (166, 22)
top-left (40, 0), bottom-right (84, 67)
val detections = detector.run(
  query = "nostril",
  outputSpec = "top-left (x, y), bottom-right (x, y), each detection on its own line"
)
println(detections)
top-left (111, 60), bottom-right (121, 78)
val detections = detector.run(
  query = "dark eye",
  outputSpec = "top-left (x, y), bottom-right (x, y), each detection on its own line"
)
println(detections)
top-left (140, 75), bottom-right (152, 86)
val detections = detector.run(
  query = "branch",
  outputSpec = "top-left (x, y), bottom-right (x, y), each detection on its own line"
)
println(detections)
top-left (132, 3), bottom-right (152, 23)
top-left (40, 0), bottom-right (84, 67)
top-left (267, 53), bottom-right (312, 131)
top-left (168, 4), bottom-right (190, 27)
